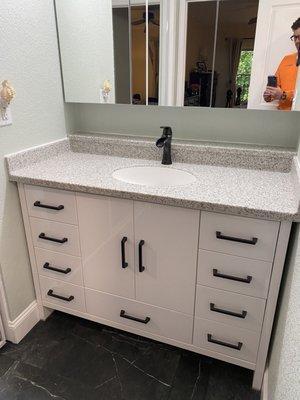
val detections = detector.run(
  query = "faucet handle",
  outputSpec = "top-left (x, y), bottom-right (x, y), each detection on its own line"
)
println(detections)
top-left (160, 126), bottom-right (172, 137)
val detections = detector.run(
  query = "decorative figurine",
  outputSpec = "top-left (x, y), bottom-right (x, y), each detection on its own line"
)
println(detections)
top-left (0, 80), bottom-right (15, 120)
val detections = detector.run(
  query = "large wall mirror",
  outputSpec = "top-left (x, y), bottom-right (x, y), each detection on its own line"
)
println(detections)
top-left (55, 0), bottom-right (300, 111)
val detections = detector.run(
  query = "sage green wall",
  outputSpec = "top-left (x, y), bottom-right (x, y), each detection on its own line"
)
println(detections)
top-left (0, 0), bottom-right (66, 320)
top-left (70, 103), bottom-right (300, 149)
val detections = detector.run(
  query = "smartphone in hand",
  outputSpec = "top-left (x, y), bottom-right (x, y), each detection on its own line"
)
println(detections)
top-left (267, 75), bottom-right (277, 87)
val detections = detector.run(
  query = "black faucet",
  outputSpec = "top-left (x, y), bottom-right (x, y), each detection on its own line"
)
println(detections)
top-left (156, 126), bottom-right (173, 165)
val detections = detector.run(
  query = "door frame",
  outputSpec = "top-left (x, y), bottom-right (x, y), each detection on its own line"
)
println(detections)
top-left (176, 0), bottom-right (220, 107)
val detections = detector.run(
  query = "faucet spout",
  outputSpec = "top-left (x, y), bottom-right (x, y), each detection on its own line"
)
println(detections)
top-left (156, 126), bottom-right (173, 165)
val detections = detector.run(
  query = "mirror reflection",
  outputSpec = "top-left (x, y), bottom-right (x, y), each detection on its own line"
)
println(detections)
top-left (55, 0), bottom-right (300, 111)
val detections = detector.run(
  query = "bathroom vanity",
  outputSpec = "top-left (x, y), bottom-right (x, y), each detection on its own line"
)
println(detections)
top-left (6, 134), bottom-right (300, 391)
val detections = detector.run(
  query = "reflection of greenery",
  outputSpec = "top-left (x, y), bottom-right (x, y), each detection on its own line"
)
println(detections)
top-left (236, 50), bottom-right (253, 103)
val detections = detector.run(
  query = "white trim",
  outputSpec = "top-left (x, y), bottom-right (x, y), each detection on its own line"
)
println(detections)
top-left (176, 0), bottom-right (188, 106)
top-left (159, 0), bottom-right (177, 106)
top-left (6, 301), bottom-right (40, 344)
top-left (261, 364), bottom-right (268, 400)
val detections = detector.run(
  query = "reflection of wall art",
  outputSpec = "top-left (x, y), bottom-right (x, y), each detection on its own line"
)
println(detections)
top-left (0, 80), bottom-right (15, 126)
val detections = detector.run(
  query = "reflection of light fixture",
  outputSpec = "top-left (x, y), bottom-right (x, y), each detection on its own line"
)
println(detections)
top-left (0, 80), bottom-right (15, 122)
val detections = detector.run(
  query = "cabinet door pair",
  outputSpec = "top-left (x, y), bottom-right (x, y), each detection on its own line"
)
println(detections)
top-left (77, 194), bottom-right (199, 315)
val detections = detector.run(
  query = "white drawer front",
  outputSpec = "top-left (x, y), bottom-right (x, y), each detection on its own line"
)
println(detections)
top-left (25, 185), bottom-right (77, 225)
top-left (30, 218), bottom-right (81, 256)
top-left (35, 248), bottom-right (83, 286)
top-left (195, 285), bottom-right (265, 332)
top-left (85, 288), bottom-right (193, 344)
top-left (197, 250), bottom-right (272, 298)
top-left (40, 276), bottom-right (85, 312)
top-left (193, 318), bottom-right (260, 363)
top-left (199, 212), bottom-right (279, 261)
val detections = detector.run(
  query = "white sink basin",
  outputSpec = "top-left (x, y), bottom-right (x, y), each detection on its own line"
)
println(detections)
top-left (112, 166), bottom-right (197, 187)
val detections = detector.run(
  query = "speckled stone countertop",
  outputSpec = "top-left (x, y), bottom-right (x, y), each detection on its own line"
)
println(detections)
top-left (5, 134), bottom-right (300, 221)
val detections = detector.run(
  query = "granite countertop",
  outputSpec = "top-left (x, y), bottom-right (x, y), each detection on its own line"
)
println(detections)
top-left (5, 134), bottom-right (300, 221)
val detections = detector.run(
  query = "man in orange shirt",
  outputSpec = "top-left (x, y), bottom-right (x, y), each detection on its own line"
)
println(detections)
top-left (264, 18), bottom-right (300, 110)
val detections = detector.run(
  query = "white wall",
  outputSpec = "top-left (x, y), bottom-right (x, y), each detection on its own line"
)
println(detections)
top-left (267, 149), bottom-right (300, 399)
top-left (0, 0), bottom-right (66, 320)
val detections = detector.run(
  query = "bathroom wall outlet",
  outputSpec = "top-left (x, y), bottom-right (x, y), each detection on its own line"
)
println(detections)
top-left (0, 106), bottom-right (12, 127)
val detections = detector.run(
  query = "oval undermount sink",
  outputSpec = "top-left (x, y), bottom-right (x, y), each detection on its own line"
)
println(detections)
top-left (112, 166), bottom-right (197, 187)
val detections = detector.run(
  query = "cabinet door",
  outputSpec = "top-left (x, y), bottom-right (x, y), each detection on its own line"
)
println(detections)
top-left (134, 202), bottom-right (199, 314)
top-left (77, 194), bottom-right (134, 299)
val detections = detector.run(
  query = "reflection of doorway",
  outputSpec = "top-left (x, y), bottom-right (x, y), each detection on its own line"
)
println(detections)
top-left (131, 5), bottom-right (160, 105)
top-left (235, 49), bottom-right (254, 107)
top-left (181, 0), bottom-right (259, 108)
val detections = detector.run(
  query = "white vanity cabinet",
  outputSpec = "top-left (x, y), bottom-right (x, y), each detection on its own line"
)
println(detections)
top-left (18, 184), bottom-right (292, 391)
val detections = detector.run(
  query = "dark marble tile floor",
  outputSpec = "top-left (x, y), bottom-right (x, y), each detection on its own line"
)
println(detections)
top-left (0, 311), bottom-right (260, 400)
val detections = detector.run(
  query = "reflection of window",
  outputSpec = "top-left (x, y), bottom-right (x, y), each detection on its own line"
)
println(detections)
top-left (236, 50), bottom-right (254, 105)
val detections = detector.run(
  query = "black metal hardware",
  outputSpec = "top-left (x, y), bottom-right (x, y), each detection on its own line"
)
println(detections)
top-left (34, 201), bottom-right (64, 211)
top-left (138, 240), bottom-right (145, 272)
top-left (43, 262), bottom-right (71, 275)
top-left (213, 269), bottom-right (253, 284)
top-left (121, 237), bottom-right (128, 269)
top-left (156, 126), bottom-right (173, 165)
top-left (210, 303), bottom-right (247, 319)
top-left (207, 334), bottom-right (243, 350)
top-left (47, 289), bottom-right (74, 302)
top-left (216, 231), bottom-right (258, 245)
top-left (39, 233), bottom-right (68, 244)
top-left (120, 310), bottom-right (150, 324)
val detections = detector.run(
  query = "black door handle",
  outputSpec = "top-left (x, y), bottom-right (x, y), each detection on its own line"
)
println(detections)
top-left (216, 231), bottom-right (258, 245)
top-left (39, 233), bottom-right (68, 244)
top-left (207, 334), bottom-right (242, 350)
top-left (43, 262), bottom-right (71, 275)
top-left (34, 201), bottom-right (64, 211)
top-left (210, 303), bottom-right (247, 319)
top-left (47, 289), bottom-right (74, 302)
top-left (213, 269), bottom-right (252, 284)
top-left (121, 237), bottom-right (128, 269)
top-left (120, 310), bottom-right (150, 324)
top-left (138, 240), bottom-right (145, 272)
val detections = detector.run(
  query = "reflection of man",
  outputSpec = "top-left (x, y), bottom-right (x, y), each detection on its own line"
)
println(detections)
top-left (264, 18), bottom-right (300, 111)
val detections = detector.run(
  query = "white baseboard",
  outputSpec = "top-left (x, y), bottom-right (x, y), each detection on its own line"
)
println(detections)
top-left (6, 301), bottom-right (40, 344)
top-left (261, 365), bottom-right (268, 400)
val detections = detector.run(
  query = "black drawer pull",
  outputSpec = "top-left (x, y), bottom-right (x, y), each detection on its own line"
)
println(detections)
top-left (120, 310), bottom-right (150, 324)
top-left (47, 289), bottom-right (74, 302)
top-left (210, 303), bottom-right (247, 319)
top-left (207, 334), bottom-right (242, 350)
top-left (43, 262), bottom-right (71, 275)
top-left (216, 231), bottom-right (258, 245)
top-left (213, 269), bottom-right (252, 284)
top-left (34, 201), bottom-right (64, 211)
top-left (121, 237), bottom-right (128, 269)
top-left (138, 240), bottom-right (145, 272)
top-left (39, 233), bottom-right (68, 244)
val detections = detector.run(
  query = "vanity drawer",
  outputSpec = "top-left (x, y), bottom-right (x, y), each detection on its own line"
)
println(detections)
top-left (197, 250), bottom-right (272, 298)
top-left (25, 185), bottom-right (77, 225)
top-left (35, 248), bottom-right (83, 286)
top-left (195, 285), bottom-right (265, 332)
top-left (199, 212), bottom-right (279, 262)
top-left (30, 217), bottom-right (81, 256)
top-left (193, 318), bottom-right (260, 363)
top-left (40, 276), bottom-right (85, 313)
top-left (85, 288), bottom-right (193, 344)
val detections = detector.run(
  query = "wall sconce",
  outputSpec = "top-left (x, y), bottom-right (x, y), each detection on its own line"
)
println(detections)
top-left (101, 80), bottom-right (112, 103)
top-left (0, 80), bottom-right (15, 126)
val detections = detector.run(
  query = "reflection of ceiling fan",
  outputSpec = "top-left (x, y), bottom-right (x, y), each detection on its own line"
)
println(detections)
top-left (132, 11), bottom-right (160, 27)
top-left (248, 17), bottom-right (257, 25)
